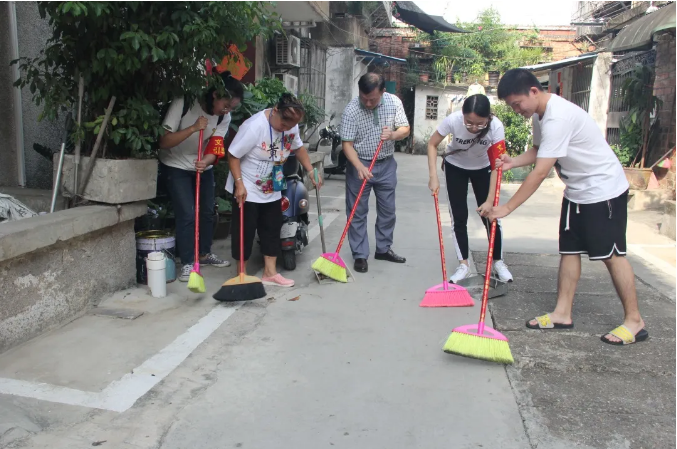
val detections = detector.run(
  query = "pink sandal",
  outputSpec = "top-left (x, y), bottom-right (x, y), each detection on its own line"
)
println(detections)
top-left (261, 273), bottom-right (295, 288)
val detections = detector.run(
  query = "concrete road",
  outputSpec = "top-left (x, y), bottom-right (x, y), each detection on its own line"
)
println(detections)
top-left (2, 153), bottom-right (673, 449)
top-left (0, 153), bottom-right (529, 449)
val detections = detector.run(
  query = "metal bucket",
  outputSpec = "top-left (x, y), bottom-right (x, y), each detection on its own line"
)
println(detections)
top-left (136, 230), bottom-right (176, 284)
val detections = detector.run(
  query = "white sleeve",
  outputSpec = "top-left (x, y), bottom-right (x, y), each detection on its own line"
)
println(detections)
top-left (291, 127), bottom-right (304, 150)
top-left (436, 115), bottom-right (454, 137)
top-left (228, 118), bottom-right (261, 158)
top-left (162, 97), bottom-right (184, 133)
top-left (491, 119), bottom-right (505, 144)
top-left (532, 115), bottom-right (541, 147)
top-left (214, 113), bottom-right (231, 138)
top-left (536, 118), bottom-right (571, 159)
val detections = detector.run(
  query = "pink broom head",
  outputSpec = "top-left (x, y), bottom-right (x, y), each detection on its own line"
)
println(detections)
top-left (191, 263), bottom-right (202, 275)
top-left (420, 282), bottom-right (474, 307)
top-left (451, 323), bottom-right (509, 341)
top-left (320, 253), bottom-right (346, 268)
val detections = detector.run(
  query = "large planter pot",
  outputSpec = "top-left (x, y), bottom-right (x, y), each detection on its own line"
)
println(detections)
top-left (623, 167), bottom-right (652, 191)
top-left (213, 212), bottom-right (231, 240)
top-left (55, 154), bottom-right (158, 204)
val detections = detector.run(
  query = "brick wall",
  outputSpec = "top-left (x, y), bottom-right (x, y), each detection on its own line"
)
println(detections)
top-left (370, 28), bottom-right (419, 98)
top-left (651, 32), bottom-right (676, 194)
top-left (515, 27), bottom-right (582, 61)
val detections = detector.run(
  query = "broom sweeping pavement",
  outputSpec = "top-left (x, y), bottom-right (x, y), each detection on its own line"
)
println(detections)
top-left (0, 154), bottom-right (673, 449)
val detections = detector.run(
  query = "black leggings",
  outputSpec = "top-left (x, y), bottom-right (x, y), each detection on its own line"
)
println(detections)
top-left (444, 161), bottom-right (503, 261)
top-left (230, 198), bottom-right (282, 261)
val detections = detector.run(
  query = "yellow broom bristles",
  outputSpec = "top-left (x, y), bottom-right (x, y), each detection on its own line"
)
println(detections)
top-left (443, 331), bottom-right (514, 364)
top-left (312, 257), bottom-right (347, 283)
top-left (187, 271), bottom-right (206, 293)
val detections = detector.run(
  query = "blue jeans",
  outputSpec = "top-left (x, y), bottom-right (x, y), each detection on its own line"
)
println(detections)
top-left (161, 163), bottom-right (215, 265)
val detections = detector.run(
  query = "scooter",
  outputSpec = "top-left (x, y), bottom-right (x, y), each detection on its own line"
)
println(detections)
top-left (314, 113), bottom-right (347, 178)
top-left (280, 153), bottom-right (310, 271)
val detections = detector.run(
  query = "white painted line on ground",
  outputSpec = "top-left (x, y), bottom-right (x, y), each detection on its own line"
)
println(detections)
top-left (97, 305), bottom-right (241, 412)
top-left (0, 377), bottom-right (101, 409)
top-left (307, 212), bottom-right (339, 245)
top-left (0, 305), bottom-right (242, 413)
top-left (628, 244), bottom-right (676, 276)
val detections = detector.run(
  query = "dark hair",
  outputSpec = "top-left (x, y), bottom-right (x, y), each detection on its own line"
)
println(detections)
top-left (204, 71), bottom-right (245, 115)
top-left (462, 94), bottom-right (492, 139)
top-left (358, 73), bottom-right (385, 94)
top-left (276, 92), bottom-right (305, 120)
top-left (497, 68), bottom-right (544, 100)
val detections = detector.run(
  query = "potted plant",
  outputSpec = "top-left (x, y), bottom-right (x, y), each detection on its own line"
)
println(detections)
top-left (13, 2), bottom-right (280, 205)
top-left (613, 64), bottom-right (662, 190)
top-left (298, 92), bottom-right (326, 144)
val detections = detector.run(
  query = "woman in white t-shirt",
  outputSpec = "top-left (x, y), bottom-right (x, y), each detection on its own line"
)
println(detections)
top-left (226, 93), bottom-right (322, 287)
top-left (427, 94), bottom-right (513, 284)
top-left (158, 71), bottom-right (243, 282)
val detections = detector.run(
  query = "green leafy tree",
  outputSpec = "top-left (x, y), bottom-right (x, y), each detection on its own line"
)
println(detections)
top-left (431, 7), bottom-right (543, 80)
top-left (492, 101), bottom-right (532, 157)
top-left (13, 2), bottom-right (281, 158)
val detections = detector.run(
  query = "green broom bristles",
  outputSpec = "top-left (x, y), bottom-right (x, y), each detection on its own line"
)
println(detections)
top-left (443, 332), bottom-right (514, 365)
top-left (312, 257), bottom-right (347, 283)
top-left (187, 271), bottom-right (206, 293)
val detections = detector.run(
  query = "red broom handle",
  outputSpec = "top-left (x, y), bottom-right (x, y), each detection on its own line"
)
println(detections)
top-left (478, 167), bottom-right (502, 330)
top-left (239, 198), bottom-right (245, 282)
top-left (194, 130), bottom-right (204, 267)
top-left (333, 141), bottom-right (384, 256)
top-left (433, 192), bottom-right (449, 290)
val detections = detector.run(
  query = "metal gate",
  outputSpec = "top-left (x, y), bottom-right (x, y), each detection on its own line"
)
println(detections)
top-left (570, 62), bottom-right (594, 111)
top-left (299, 38), bottom-right (327, 111)
top-left (606, 49), bottom-right (656, 146)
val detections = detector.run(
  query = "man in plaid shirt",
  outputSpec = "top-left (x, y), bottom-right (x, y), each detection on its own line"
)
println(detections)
top-left (341, 73), bottom-right (411, 273)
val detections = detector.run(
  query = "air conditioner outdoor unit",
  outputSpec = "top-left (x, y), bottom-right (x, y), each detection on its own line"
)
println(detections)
top-left (276, 35), bottom-right (301, 67)
top-left (273, 73), bottom-right (299, 95)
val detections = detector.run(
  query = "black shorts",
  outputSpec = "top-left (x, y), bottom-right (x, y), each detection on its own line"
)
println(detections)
top-left (231, 198), bottom-right (282, 261)
top-left (559, 190), bottom-right (628, 260)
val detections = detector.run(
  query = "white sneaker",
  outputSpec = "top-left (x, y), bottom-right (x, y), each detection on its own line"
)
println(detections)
top-left (179, 264), bottom-right (192, 282)
top-left (449, 263), bottom-right (471, 283)
top-left (493, 260), bottom-right (513, 282)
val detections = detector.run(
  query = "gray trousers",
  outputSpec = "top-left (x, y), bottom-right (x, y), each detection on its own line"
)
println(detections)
top-left (345, 156), bottom-right (398, 260)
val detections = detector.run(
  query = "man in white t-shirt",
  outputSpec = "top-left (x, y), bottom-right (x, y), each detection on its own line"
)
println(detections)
top-left (486, 68), bottom-right (647, 346)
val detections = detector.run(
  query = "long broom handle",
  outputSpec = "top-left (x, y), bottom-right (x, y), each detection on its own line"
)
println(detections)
top-left (314, 168), bottom-right (327, 254)
top-left (433, 192), bottom-right (449, 290)
top-left (194, 130), bottom-right (204, 267)
top-left (478, 166), bottom-right (502, 334)
top-left (332, 141), bottom-right (384, 258)
top-left (239, 197), bottom-right (245, 282)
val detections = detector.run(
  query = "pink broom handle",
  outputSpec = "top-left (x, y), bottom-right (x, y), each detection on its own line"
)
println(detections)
top-left (239, 196), bottom-right (245, 282)
top-left (331, 141), bottom-right (384, 259)
top-left (194, 130), bottom-right (204, 267)
top-left (433, 192), bottom-right (449, 290)
top-left (478, 166), bottom-right (502, 335)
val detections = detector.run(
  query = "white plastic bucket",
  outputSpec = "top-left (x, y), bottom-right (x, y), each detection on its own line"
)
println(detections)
top-left (146, 251), bottom-right (167, 298)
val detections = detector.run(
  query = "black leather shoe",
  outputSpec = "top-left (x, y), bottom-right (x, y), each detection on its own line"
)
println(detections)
top-left (374, 249), bottom-right (406, 263)
top-left (354, 258), bottom-right (368, 273)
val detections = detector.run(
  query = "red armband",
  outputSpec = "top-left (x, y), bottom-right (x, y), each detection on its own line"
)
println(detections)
top-left (487, 140), bottom-right (507, 170)
top-left (204, 136), bottom-right (226, 161)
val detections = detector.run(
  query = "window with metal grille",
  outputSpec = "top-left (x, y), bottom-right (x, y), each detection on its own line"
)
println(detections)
top-left (426, 96), bottom-right (438, 120)
top-left (298, 38), bottom-right (327, 111)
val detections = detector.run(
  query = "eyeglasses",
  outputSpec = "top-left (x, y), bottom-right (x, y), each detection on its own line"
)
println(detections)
top-left (464, 121), bottom-right (489, 130)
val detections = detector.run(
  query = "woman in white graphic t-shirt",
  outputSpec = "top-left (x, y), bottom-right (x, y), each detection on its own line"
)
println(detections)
top-left (226, 93), bottom-right (322, 288)
top-left (159, 71), bottom-right (244, 283)
top-left (426, 94), bottom-right (513, 284)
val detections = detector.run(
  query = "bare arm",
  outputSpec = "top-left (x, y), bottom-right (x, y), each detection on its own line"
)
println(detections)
top-left (295, 146), bottom-right (323, 188)
top-left (228, 155), bottom-right (247, 205)
top-left (487, 157), bottom-right (556, 221)
top-left (158, 116), bottom-right (207, 149)
top-left (342, 141), bottom-right (373, 180)
top-left (426, 131), bottom-right (445, 195)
